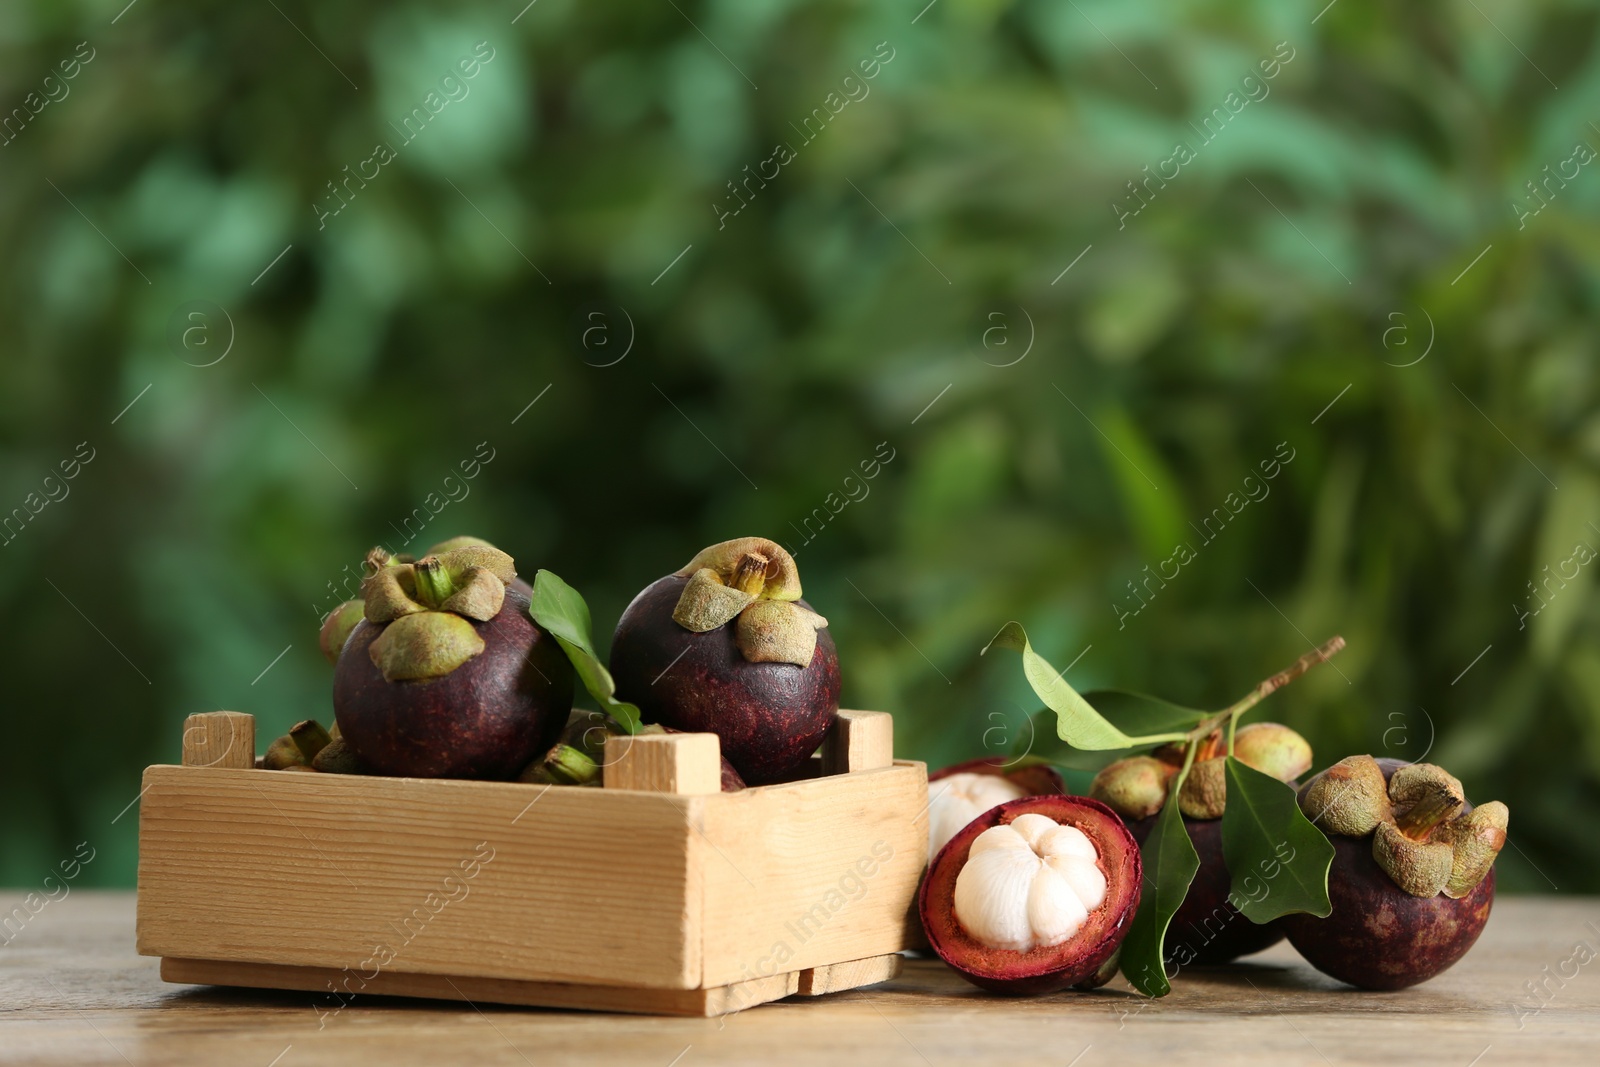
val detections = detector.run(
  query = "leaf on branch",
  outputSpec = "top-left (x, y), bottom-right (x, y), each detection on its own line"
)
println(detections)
top-left (1119, 794), bottom-right (1200, 998)
top-left (1220, 757), bottom-right (1334, 923)
top-left (527, 569), bottom-right (643, 734)
top-left (983, 622), bottom-right (1192, 750)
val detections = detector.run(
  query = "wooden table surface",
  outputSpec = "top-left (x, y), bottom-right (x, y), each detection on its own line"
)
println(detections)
top-left (2, 892), bottom-right (1595, 1066)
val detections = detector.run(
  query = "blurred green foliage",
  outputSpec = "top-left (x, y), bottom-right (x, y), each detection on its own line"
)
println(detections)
top-left (2, 0), bottom-right (1598, 893)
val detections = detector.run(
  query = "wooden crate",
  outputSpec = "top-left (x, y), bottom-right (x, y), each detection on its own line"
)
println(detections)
top-left (136, 710), bottom-right (928, 1016)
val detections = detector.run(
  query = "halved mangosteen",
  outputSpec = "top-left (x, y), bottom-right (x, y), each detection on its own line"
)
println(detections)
top-left (920, 795), bottom-right (1141, 994)
top-left (926, 757), bottom-right (1066, 860)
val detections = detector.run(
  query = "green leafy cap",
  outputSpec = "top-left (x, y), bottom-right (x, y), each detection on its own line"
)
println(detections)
top-left (669, 537), bottom-right (826, 668)
top-left (356, 542), bottom-right (517, 682)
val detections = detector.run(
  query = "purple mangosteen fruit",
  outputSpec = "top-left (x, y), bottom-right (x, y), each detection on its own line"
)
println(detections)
top-left (1125, 813), bottom-right (1288, 965)
top-left (1283, 755), bottom-right (1506, 989)
top-left (319, 536), bottom-right (531, 667)
top-left (608, 537), bottom-right (839, 785)
top-left (1090, 722), bottom-right (1313, 964)
top-left (333, 542), bottom-right (573, 779)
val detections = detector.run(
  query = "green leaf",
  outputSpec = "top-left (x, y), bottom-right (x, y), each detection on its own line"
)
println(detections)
top-left (983, 622), bottom-right (1190, 750)
top-left (1083, 689), bottom-right (1210, 736)
top-left (527, 569), bottom-right (642, 734)
top-left (1119, 794), bottom-right (1200, 998)
top-left (1220, 757), bottom-right (1335, 922)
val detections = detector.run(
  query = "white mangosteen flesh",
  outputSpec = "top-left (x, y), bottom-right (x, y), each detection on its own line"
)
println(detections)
top-left (951, 812), bottom-right (1107, 953)
top-left (928, 773), bottom-right (1028, 858)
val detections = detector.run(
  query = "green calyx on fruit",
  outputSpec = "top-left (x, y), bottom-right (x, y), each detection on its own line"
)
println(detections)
top-left (1299, 757), bottom-right (1508, 898)
top-left (1372, 763), bottom-right (1464, 897)
top-left (1439, 801), bottom-right (1509, 899)
top-left (1231, 722), bottom-right (1313, 781)
top-left (668, 537), bottom-right (828, 668)
top-left (311, 737), bottom-right (366, 774)
top-left (1371, 820), bottom-right (1454, 898)
top-left (319, 601), bottom-right (366, 665)
top-left (1298, 754), bottom-right (1392, 836)
top-left (519, 742), bottom-right (600, 786)
top-left (1389, 763), bottom-right (1465, 835)
top-left (358, 543), bottom-right (518, 682)
top-left (262, 721), bottom-right (367, 773)
top-left (318, 538), bottom-right (519, 668)
top-left (1178, 757), bottom-right (1229, 819)
top-left (264, 719), bottom-right (334, 769)
top-left (1090, 756), bottom-right (1175, 820)
top-left (1092, 722), bottom-right (1310, 821)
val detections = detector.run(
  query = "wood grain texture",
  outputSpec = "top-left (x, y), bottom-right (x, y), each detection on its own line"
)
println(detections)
top-left (696, 760), bottom-right (929, 988)
top-left (820, 710), bottom-right (894, 775)
top-left (181, 711), bottom-right (255, 769)
top-left (160, 957), bottom-right (800, 1017)
top-left (136, 755), bottom-right (929, 1001)
top-left (603, 731), bottom-right (723, 794)
top-left (795, 954), bottom-right (902, 996)
top-left (8, 893), bottom-right (1597, 1066)
top-left (135, 765), bottom-right (703, 989)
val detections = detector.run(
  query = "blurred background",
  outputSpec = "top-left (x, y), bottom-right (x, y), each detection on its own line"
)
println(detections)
top-left (2, 0), bottom-right (1597, 893)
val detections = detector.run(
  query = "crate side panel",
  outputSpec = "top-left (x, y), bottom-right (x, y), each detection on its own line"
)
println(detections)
top-left (136, 766), bottom-right (699, 988)
top-left (697, 761), bottom-right (928, 987)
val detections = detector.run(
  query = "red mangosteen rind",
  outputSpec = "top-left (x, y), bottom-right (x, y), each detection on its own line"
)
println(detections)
top-left (335, 587), bottom-right (574, 780)
top-left (610, 572), bottom-right (840, 785)
top-left (1282, 835), bottom-right (1494, 990)
top-left (930, 757), bottom-right (1066, 797)
top-left (1126, 813), bottom-right (1285, 965)
top-left (919, 795), bottom-right (1142, 995)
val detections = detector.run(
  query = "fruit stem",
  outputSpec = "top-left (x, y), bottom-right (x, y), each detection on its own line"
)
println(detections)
top-left (411, 557), bottom-right (454, 609)
top-left (1169, 730), bottom-right (1201, 795)
top-left (532, 744), bottom-right (600, 786)
top-left (1395, 789), bottom-right (1463, 838)
top-left (288, 719), bottom-right (333, 761)
top-left (730, 551), bottom-right (770, 595)
top-left (1184, 635), bottom-right (1346, 748)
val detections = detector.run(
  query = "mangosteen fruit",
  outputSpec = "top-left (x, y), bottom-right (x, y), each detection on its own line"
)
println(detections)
top-left (333, 543), bottom-right (574, 779)
top-left (1126, 813), bottom-right (1288, 966)
top-left (426, 535), bottom-right (535, 598)
top-left (1285, 755), bottom-right (1506, 989)
top-left (318, 601), bottom-right (366, 665)
top-left (319, 537), bottom-right (530, 666)
top-left (518, 711), bottom-right (747, 791)
top-left (920, 795), bottom-right (1141, 994)
top-left (609, 537), bottom-right (839, 785)
top-left (1090, 721), bottom-right (1312, 964)
top-left (926, 757), bottom-right (1065, 860)
top-left (263, 719), bottom-right (334, 770)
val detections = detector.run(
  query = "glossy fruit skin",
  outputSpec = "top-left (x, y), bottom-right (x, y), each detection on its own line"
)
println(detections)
top-left (1282, 833), bottom-right (1495, 990)
top-left (609, 574), bottom-right (840, 785)
top-left (919, 795), bottom-right (1142, 995)
top-left (334, 588), bottom-right (574, 779)
top-left (1127, 814), bottom-right (1285, 964)
top-left (930, 757), bottom-right (1066, 796)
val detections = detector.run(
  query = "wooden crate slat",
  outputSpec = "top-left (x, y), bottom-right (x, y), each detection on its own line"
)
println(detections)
top-left (136, 766), bottom-right (703, 989)
top-left (160, 957), bottom-right (799, 1018)
top-left (181, 711), bottom-right (256, 769)
top-left (695, 761), bottom-right (927, 989)
top-left (139, 707), bottom-right (930, 1012)
top-left (820, 710), bottom-right (894, 775)
top-left (795, 953), bottom-right (903, 996)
